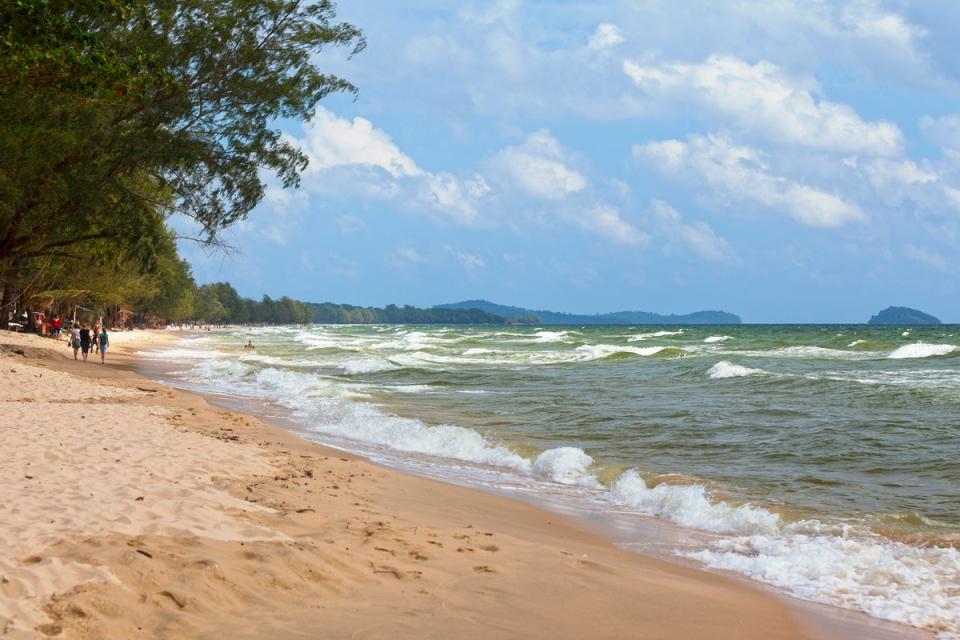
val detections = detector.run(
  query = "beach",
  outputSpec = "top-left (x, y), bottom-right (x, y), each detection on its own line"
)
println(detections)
top-left (0, 328), bottom-right (898, 640)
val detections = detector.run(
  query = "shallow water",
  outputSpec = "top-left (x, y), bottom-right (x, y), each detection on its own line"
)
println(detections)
top-left (140, 324), bottom-right (960, 637)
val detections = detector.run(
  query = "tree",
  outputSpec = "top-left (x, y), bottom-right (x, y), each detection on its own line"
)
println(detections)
top-left (1, 0), bottom-right (364, 326)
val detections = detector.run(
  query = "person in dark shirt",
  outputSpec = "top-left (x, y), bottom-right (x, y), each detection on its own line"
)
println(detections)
top-left (79, 325), bottom-right (91, 362)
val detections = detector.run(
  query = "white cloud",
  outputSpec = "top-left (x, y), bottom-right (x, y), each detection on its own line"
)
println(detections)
top-left (491, 130), bottom-right (587, 200)
top-left (624, 55), bottom-right (903, 156)
top-left (635, 133), bottom-right (865, 227)
top-left (904, 244), bottom-right (951, 273)
top-left (444, 246), bottom-right (487, 271)
top-left (294, 108), bottom-right (489, 225)
top-left (919, 115), bottom-right (960, 150)
top-left (651, 200), bottom-right (734, 262)
top-left (863, 158), bottom-right (938, 207)
top-left (577, 205), bottom-right (648, 246)
top-left (300, 107), bottom-right (421, 177)
top-left (386, 247), bottom-right (425, 268)
top-left (588, 23), bottom-right (624, 50)
top-left (336, 215), bottom-right (366, 235)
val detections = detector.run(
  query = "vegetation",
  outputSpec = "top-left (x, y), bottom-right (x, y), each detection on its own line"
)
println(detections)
top-left (306, 302), bottom-right (510, 325)
top-left (195, 282), bottom-right (311, 324)
top-left (0, 0), bottom-right (363, 328)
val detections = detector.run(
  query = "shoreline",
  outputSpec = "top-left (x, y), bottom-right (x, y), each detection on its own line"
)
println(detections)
top-left (0, 330), bottom-right (931, 639)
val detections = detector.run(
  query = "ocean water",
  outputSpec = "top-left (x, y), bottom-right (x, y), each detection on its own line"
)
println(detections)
top-left (139, 324), bottom-right (960, 637)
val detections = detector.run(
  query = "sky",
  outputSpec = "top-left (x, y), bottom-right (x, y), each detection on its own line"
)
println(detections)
top-left (177, 0), bottom-right (960, 323)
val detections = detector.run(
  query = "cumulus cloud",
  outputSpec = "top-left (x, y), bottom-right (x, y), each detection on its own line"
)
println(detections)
top-left (624, 55), bottom-right (903, 156)
top-left (650, 200), bottom-right (734, 262)
top-left (588, 23), bottom-right (624, 50)
top-left (490, 130), bottom-right (587, 200)
top-left (300, 107), bottom-right (422, 178)
top-left (576, 205), bottom-right (648, 246)
top-left (635, 133), bottom-right (865, 227)
top-left (293, 108), bottom-right (489, 225)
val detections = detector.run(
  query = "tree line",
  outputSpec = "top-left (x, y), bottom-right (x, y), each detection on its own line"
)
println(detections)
top-left (0, 0), bottom-right (364, 329)
top-left (306, 302), bottom-right (511, 325)
top-left (194, 282), bottom-right (311, 325)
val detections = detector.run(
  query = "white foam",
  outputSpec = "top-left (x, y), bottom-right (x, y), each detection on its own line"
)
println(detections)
top-left (707, 361), bottom-right (766, 379)
top-left (531, 448), bottom-right (601, 487)
top-left (532, 330), bottom-right (574, 343)
top-left (888, 343), bottom-right (956, 359)
top-left (704, 335), bottom-right (732, 343)
top-left (688, 531), bottom-right (960, 637)
top-left (628, 330), bottom-right (683, 341)
top-left (574, 344), bottom-right (678, 360)
top-left (338, 358), bottom-right (397, 374)
top-left (610, 471), bottom-right (781, 535)
top-left (847, 339), bottom-right (868, 347)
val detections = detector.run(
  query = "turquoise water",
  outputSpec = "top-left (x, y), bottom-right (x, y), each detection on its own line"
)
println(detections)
top-left (140, 324), bottom-right (960, 636)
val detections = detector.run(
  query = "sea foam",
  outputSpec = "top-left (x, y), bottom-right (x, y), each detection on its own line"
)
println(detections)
top-left (707, 361), bottom-right (766, 379)
top-left (703, 335), bottom-right (732, 343)
top-left (610, 471), bottom-right (781, 535)
top-left (888, 343), bottom-right (957, 359)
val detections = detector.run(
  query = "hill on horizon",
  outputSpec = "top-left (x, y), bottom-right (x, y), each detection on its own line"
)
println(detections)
top-left (868, 306), bottom-right (941, 325)
top-left (436, 300), bottom-right (742, 325)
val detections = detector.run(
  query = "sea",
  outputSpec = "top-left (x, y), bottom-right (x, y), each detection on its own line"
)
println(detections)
top-left (138, 324), bottom-right (960, 637)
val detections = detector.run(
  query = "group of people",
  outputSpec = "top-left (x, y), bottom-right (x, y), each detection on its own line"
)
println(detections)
top-left (66, 321), bottom-right (110, 364)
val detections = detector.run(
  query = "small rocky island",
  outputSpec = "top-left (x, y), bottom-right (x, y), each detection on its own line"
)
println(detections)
top-left (868, 306), bottom-right (941, 325)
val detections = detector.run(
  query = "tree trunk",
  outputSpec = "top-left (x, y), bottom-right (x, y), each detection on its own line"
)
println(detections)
top-left (0, 260), bottom-right (20, 330)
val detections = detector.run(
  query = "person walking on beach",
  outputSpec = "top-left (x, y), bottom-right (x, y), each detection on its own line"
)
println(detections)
top-left (79, 324), bottom-right (91, 362)
top-left (70, 324), bottom-right (81, 360)
top-left (98, 327), bottom-right (109, 364)
top-left (51, 315), bottom-right (62, 339)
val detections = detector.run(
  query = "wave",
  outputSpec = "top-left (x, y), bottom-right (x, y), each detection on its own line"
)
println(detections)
top-left (338, 358), bottom-right (398, 375)
top-left (628, 330), bottom-right (684, 341)
top-left (611, 471), bottom-right (781, 534)
top-left (707, 361), bottom-right (767, 379)
top-left (888, 343), bottom-right (957, 359)
top-left (574, 344), bottom-right (687, 361)
top-left (610, 468), bottom-right (960, 636)
top-left (733, 346), bottom-right (870, 360)
top-left (703, 335), bottom-right (732, 343)
top-left (687, 528), bottom-right (960, 636)
top-left (532, 330), bottom-right (576, 343)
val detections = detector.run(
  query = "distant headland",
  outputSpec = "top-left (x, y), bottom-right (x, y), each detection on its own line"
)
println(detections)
top-left (436, 300), bottom-right (742, 325)
top-left (868, 306), bottom-right (941, 325)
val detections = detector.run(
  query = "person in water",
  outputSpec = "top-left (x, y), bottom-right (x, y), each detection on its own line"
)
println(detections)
top-left (98, 327), bottom-right (109, 364)
top-left (244, 340), bottom-right (255, 350)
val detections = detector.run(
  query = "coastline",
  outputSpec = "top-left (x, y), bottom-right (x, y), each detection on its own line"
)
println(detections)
top-left (0, 330), bottom-right (930, 639)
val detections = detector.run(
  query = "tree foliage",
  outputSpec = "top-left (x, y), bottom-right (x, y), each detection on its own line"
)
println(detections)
top-left (306, 302), bottom-right (510, 325)
top-left (0, 0), bottom-right (363, 326)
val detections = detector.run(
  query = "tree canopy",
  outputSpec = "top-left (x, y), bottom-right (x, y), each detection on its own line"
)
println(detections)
top-left (0, 0), bottom-right (364, 326)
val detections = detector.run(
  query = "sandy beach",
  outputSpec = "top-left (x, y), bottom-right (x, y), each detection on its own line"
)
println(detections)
top-left (0, 330), bottom-right (925, 639)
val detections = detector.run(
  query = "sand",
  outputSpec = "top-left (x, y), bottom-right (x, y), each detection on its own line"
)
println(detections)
top-left (0, 329), bottom-right (923, 639)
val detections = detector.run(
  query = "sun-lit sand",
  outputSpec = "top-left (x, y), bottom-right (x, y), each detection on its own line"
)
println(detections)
top-left (0, 329), bottom-right (918, 639)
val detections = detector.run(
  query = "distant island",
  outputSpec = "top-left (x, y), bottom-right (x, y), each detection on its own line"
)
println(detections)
top-left (436, 300), bottom-right (741, 325)
top-left (868, 306), bottom-right (941, 325)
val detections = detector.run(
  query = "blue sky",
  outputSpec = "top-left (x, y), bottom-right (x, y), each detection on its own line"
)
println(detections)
top-left (178, 0), bottom-right (960, 323)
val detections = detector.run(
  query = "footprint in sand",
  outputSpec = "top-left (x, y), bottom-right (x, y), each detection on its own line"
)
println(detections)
top-left (472, 565), bottom-right (495, 573)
